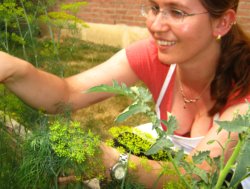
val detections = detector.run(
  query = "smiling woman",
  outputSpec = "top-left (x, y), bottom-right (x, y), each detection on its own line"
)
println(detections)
top-left (0, 0), bottom-right (250, 188)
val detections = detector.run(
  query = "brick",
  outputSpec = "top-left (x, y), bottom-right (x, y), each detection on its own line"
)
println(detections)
top-left (59, 0), bottom-right (250, 32)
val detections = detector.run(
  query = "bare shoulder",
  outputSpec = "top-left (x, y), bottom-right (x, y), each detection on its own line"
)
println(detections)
top-left (219, 102), bottom-right (249, 121)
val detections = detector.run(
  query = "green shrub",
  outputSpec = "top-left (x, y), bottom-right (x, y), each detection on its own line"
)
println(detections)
top-left (15, 118), bottom-right (103, 188)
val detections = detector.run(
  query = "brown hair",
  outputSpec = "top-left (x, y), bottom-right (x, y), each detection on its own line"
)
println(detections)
top-left (200, 0), bottom-right (250, 115)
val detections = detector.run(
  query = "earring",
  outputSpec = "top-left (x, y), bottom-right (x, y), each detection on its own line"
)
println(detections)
top-left (231, 21), bottom-right (237, 26)
top-left (216, 34), bottom-right (221, 41)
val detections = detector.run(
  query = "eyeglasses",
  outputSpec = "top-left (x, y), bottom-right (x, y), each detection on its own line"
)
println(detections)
top-left (141, 5), bottom-right (209, 24)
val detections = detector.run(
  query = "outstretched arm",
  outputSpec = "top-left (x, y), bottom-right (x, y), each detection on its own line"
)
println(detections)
top-left (0, 49), bottom-right (138, 113)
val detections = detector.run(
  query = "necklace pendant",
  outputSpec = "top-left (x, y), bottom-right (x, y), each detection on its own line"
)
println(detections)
top-left (183, 97), bottom-right (199, 109)
top-left (178, 72), bottom-right (212, 110)
top-left (183, 103), bottom-right (187, 109)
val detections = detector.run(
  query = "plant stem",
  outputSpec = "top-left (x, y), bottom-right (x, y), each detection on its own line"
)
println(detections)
top-left (19, 0), bottom-right (39, 67)
top-left (167, 151), bottom-right (193, 189)
top-left (215, 136), bottom-right (243, 189)
top-left (152, 170), bottom-right (165, 189)
top-left (42, 5), bottom-right (60, 59)
top-left (4, 19), bottom-right (9, 52)
top-left (15, 15), bottom-right (28, 60)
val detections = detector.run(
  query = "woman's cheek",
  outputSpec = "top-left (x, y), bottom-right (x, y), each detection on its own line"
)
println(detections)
top-left (146, 20), bottom-right (153, 33)
top-left (179, 23), bottom-right (191, 33)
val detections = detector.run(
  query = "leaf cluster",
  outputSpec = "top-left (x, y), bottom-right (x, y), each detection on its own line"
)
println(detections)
top-left (87, 80), bottom-right (155, 123)
top-left (16, 129), bottom-right (61, 189)
top-left (106, 126), bottom-right (175, 161)
top-left (50, 120), bottom-right (101, 164)
top-left (0, 0), bottom-right (55, 51)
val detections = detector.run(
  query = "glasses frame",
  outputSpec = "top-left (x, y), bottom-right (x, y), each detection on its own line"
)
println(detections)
top-left (141, 5), bottom-right (209, 23)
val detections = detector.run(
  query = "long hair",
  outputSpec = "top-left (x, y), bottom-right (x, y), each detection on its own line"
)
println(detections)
top-left (200, 0), bottom-right (250, 115)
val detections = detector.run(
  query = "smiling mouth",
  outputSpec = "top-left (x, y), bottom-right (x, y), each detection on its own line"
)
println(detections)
top-left (157, 40), bottom-right (176, 46)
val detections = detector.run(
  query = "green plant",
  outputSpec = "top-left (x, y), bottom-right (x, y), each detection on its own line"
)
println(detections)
top-left (50, 118), bottom-right (104, 182)
top-left (214, 108), bottom-right (250, 189)
top-left (50, 120), bottom-right (100, 164)
top-left (15, 117), bottom-right (103, 189)
top-left (0, 122), bottom-right (20, 189)
top-left (0, 0), bottom-right (56, 63)
top-left (16, 128), bottom-right (61, 189)
top-left (39, 1), bottom-right (88, 68)
top-left (1, 0), bottom-right (88, 76)
top-left (87, 81), bottom-right (250, 189)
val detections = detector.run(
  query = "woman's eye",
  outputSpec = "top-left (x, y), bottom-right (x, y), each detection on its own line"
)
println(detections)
top-left (170, 9), bottom-right (185, 18)
top-left (150, 6), bottom-right (160, 15)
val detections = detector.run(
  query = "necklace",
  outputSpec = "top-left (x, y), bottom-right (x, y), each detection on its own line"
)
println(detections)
top-left (178, 76), bottom-right (212, 109)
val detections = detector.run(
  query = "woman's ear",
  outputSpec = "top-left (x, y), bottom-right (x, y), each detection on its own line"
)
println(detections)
top-left (212, 9), bottom-right (237, 38)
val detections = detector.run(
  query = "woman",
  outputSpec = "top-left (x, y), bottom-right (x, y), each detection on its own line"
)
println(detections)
top-left (0, 0), bottom-right (250, 188)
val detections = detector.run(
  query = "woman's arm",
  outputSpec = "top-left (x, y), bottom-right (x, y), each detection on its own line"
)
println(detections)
top-left (0, 49), bottom-right (138, 113)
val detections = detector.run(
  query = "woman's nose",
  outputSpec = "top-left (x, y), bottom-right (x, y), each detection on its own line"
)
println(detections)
top-left (148, 14), bottom-right (170, 32)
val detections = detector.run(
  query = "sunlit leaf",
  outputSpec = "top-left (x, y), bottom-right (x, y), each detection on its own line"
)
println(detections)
top-left (85, 80), bottom-right (134, 98)
top-left (130, 86), bottom-right (152, 102)
top-left (161, 113), bottom-right (178, 135)
top-left (145, 136), bottom-right (173, 155)
top-left (192, 151), bottom-right (210, 164)
top-left (192, 166), bottom-right (209, 184)
top-left (115, 101), bottom-right (150, 122)
top-left (215, 103), bottom-right (250, 133)
top-left (182, 162), bottom-right (209, 184)
top-left (173, 149), bottom-right (186, 166)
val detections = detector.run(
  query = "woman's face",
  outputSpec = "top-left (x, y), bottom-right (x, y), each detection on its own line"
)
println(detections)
top-left (146, 0), bottom-right (218, 65)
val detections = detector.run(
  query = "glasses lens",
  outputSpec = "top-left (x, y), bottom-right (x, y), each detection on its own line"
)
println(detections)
top-left (168, 9), bottom-right (185, 23)
top-left (141, 5), bottom-right (184, 24)
top-left (141, 5), bottom-right (150, 18)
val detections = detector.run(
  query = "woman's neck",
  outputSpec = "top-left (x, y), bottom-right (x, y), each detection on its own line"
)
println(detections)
top-left (176, 40), bottom-right (220, 88)
top-left (176, 52), bottom-right (219, 90)
top-left (177, 64), bottom-right (215, 89)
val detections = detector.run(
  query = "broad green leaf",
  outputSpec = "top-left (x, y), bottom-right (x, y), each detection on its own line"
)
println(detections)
top-left (130, 86), bottom-right (152, 102)
top-left (85, 80), bottom-right (134, 98)
top-left (192, 151), bottom-right (210, 164)
top-left (161, 113), bottom-right (178, 135)
top-left (183, 162), bottom-right (209, 184)
top-left (229, 137), bottom-right (250, 187)
top-left (215, 113), bottom-right (249, 133)
top-left (145, 136), bottom-right (173, 155)
top-left (115, 102), bottom-right (150, 122)
top-left (192, 166), bottom-right (209, 184)
top-left (173, 149), bottom-right (186, 166)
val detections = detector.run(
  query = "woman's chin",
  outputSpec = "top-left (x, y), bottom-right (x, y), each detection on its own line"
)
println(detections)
top-left (158, 53), bottom-right (176, 65)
